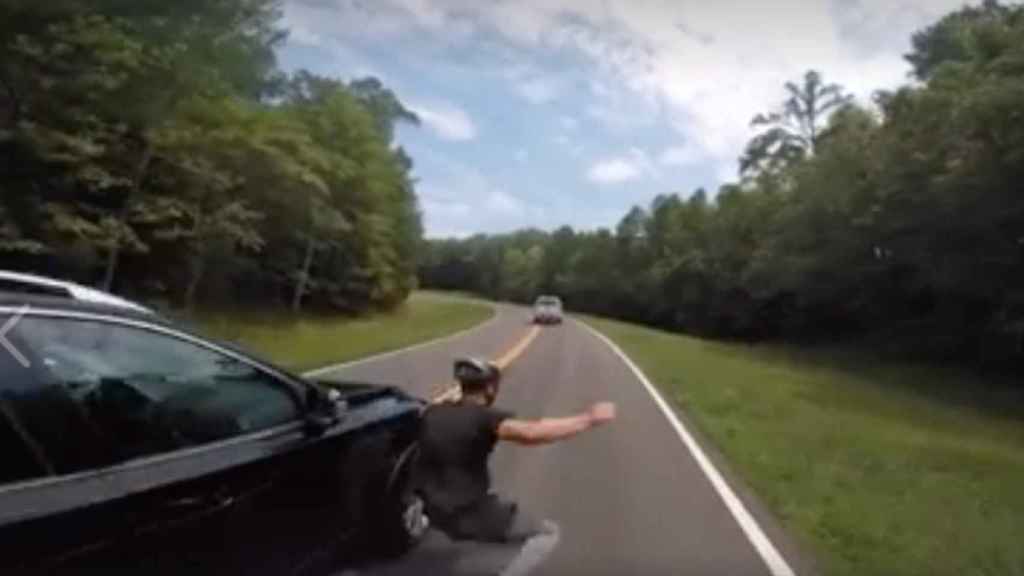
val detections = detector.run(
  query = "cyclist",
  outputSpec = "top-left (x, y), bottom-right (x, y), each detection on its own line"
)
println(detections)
top-left (414, 357), bottom-right (617, 575)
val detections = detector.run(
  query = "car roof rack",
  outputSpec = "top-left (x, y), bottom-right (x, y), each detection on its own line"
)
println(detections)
top-left (0, 271), bottom-right (152, 314)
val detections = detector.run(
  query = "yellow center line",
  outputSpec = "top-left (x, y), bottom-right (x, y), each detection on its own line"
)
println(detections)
top-left (494, 325), bottom-right (541, 369)
top-left (431, 325), bottom-right (543, 402)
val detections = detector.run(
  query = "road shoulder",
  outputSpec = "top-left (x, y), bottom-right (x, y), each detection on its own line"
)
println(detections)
top-left (576, 316), bottom-right (818, 576)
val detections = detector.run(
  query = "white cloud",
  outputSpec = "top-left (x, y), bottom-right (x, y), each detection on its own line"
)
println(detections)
top-left (284, 21), bottom-right (323, 47)
top-left (485, 189), bottom-right (527, 216)
top-left (394, 0), bottom-right (449, 30)
top-left (412, 148), bottom-right (547, 235)
top-left (517, 76), bottom-right (561, 103)
top-left (298, 0), bottom-right (958, 184)
top-left (588, 159), bottom-right (642, 183)
top-left (288, 0), bottom-right (465, 40)
top-left (408, 101), bottom-right (478, 141)
top-left (587, 148), bottom-right (656, 184)
top-left (585, 78), bottom-right (659, 132)
top-left (421, 197), bottom-right (472, 218)
top-left (716, 161), bottom-right (739, 185)
top-left (285, 0), bottom-right (969, 230)
top-left (555, 134), bottom-right (584, 157)
top-left (503, 64), bottom-right (563, 104)
top-left (658, 143), bottom-right (703, 167)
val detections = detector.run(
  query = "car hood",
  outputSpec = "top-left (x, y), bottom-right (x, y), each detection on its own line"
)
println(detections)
top-left (312, 379), bottom-right (423, 408)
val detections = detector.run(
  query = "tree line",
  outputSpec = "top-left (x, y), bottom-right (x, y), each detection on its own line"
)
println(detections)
top-left (1, 0), bottom-right (423, 312)
top-left (420, 1), bottom-right (1024, 368)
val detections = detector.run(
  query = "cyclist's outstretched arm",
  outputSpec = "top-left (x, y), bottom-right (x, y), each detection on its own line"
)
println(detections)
top-left (497, 402), bottom-right (616, 446)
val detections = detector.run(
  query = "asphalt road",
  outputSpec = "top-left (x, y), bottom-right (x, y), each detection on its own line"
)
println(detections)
top-left (316, 304), bottom-right (804, 576)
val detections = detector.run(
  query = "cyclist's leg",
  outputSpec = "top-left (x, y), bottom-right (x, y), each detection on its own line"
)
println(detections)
top-left (497, 508), bottom-right (560, 576)
top-left (501, 507), bottom-right (555, 542)
top-left (438, 497), bottom-right (560, 575)
top-left (435, 495), bottom-right (515, 542)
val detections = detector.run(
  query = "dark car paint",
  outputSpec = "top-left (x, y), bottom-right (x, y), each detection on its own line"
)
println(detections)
top-left (0, 299), bottom-right (425, 575)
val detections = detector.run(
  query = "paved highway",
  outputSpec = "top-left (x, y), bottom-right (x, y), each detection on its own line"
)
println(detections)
top-left (314, 304), bottom-right (808, 576)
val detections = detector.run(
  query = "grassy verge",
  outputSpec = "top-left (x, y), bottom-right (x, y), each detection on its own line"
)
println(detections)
top-left (191, 292), bottom-right (493, 372)
top-left (582, 315), bottom-right (1024, 576)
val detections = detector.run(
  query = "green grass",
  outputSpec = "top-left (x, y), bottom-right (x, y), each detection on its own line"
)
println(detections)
top-left (189, 292), bottom-right (493, 372)
top-left (582, 315), bottom-right (1024, 576)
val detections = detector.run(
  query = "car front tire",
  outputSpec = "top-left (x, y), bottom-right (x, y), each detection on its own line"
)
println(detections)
top-left (374, 445), bottom-right (428, 557)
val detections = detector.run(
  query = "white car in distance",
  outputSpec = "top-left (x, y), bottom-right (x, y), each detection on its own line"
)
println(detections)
top-left (532, 295), bottom-right (563, 325)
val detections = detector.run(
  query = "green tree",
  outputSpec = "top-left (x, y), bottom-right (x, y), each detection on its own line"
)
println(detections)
top-left (348, 76), bottom-right (420, 142)
top-left (740, 70), bottom-right (852, 176)
top-left (0, 0), bottom-right (287, 290)
top-left (906, 0), bottom-right (1021, 81)
top-left (1, 1), bottom-right (423, 315)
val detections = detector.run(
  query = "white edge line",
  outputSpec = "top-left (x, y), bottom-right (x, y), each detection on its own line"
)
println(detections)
top-left (302, 303), bottom-right (499, 378)
top-left (574, 318), bottom-right (797, 576)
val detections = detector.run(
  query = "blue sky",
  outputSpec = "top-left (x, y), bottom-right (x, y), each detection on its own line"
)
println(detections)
top-left (278, 0), bottom-right (966, 237)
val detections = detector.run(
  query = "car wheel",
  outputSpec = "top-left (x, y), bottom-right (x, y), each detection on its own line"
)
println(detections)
top-left (375, 445), bottom-right (428, 557)
top-left (398, 491), bottom-right (429, 544)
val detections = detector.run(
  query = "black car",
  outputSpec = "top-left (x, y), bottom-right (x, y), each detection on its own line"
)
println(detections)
top-left (0, 294), bottom-right (427, 575)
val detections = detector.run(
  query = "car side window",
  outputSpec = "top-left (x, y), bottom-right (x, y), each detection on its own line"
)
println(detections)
top-left (5, 315), bottom-right (302, 473)
top-left (0, 324), bottom-right (51, 485)
top-left (0, 405), bottom-right (47, 485)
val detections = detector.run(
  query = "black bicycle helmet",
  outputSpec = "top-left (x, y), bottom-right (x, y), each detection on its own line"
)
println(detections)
top-left (453, 357), bottom-right (501, 388)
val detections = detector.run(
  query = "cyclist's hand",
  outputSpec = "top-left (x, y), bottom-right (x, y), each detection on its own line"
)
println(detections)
top-left (588, 402), bottom-right (617, 425)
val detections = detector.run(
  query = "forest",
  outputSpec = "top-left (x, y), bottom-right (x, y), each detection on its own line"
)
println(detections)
top-left (0, 0), bottom-right (423, 312)
top-left (419, 1), bottom-right (1024, 368)
top-left (5, 0), bottom-right (1024, 369)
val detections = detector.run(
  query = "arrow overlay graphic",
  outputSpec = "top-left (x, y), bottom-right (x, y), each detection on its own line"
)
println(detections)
top-left (0, 305), bottom-right (31, 368)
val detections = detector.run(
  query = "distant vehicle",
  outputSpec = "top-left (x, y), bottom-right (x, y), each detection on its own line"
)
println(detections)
top-left (533, 295), bottom-right (564, 325)
top-left (0, 289), bottom-right (427, 575)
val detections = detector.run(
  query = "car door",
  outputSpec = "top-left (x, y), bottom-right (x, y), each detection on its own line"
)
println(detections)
top-left (0, 308), bottom-right (316, 575)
